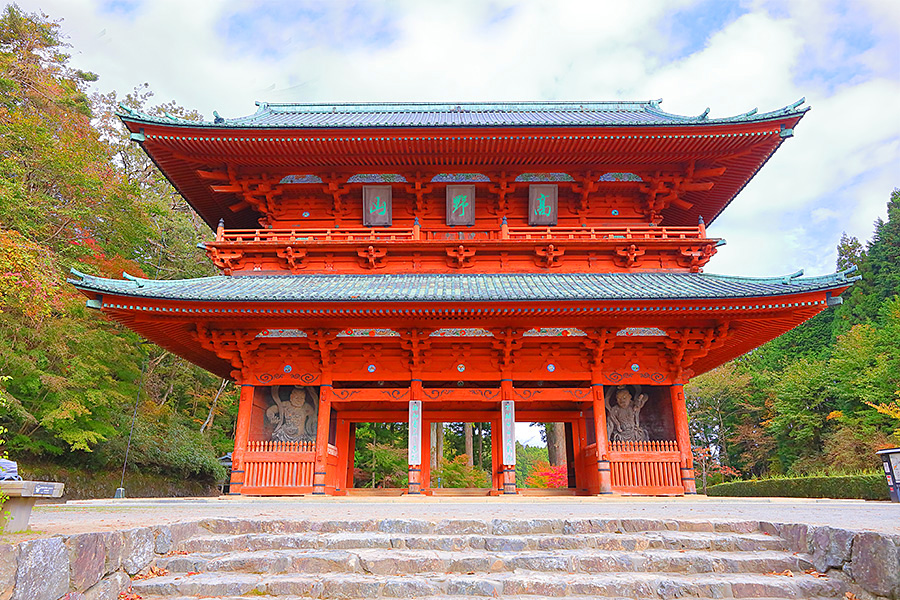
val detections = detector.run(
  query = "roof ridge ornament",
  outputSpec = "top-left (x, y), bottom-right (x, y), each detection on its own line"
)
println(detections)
top-left (213, 111), bottom-right (225, 124)
top-left (698, 108), bottom-right (710, 120)
top-left (787, 97), bottom-right (806, 111)
top-left (122, 272), bottom-right (145, 288)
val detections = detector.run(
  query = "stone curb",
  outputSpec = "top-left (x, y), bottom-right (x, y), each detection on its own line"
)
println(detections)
top-left (0, 517), bottom-right (897, 599)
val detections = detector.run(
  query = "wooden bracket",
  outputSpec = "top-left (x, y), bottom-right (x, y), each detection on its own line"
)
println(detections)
top-left (677, 243), bottom-right (717, 273)
top-left (193, 326), bottom-right (262, 372)
top-left (276, 246), bottom-right (308, 273)
top-left (487, 172), bottom-right (516, 215)
top-left (304, 329), bottom-right (341, 371)
top-left (615, 244), bottom-right (645, 268)
top-left (446, 245), bottom-right (476, 268)
top-left (357, 245), bottom-right (387, 269)
top-left (206, 246), bottom-right (244, 275)
top-left (490, 327), bottom-right (525, 371)
top-left (403, 172), bottom-right (434, 217)
top-left (534, 244), bottom-right (565, 268)
top-left (399, 328), bottom-right (435, 372)
top-left (663, 324), bottom-right (731, 379)
top-left (570, 171), bottom-right (598, 214)
top-left (582, 328), bottom-right (617, 372)
top-left (322, 174), bottom-right (352, 217)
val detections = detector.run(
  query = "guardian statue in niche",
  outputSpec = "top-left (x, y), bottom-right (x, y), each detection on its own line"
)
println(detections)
top-left (266, 386), bottom-right (319, 442)
top-left (605, 384), bottom-right (650, 442)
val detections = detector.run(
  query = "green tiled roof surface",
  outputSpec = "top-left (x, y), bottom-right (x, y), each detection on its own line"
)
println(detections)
top-left (118, 99), bottom-right (809, 130)
top-left (70, 269), bottom-right (857, 303)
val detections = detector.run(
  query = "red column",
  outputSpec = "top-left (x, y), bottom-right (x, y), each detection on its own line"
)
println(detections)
top-left (230, 383), bottom-right (254, 495)
top-left (345, 423), bottom-right (357, 489)
top-left (312, 382), bottom-right (333, 495)
top-left (591, 383), bottom-right (613, 494)
top-left (334, 418), bottom-right (350, 494)
top-left (670, 384), bottom-right (697, 494)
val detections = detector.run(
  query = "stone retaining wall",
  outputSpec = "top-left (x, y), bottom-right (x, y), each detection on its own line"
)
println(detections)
top-left (0, 518), bottom-right (897, 600)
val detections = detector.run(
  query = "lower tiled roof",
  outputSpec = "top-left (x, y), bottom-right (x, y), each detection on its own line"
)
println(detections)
top-left (69, 269), bottom-right (858, 303)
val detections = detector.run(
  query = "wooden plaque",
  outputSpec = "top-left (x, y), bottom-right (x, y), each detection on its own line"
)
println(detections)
top-left (363, 185), bottom-right (392, 227)
top-left (446, 185), bottom-right (476, 226)
top-left (528, 184), bottom-right (558, 226)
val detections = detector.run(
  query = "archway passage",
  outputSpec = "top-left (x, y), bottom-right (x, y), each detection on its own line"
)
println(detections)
top-left (516, 422), bottom-right (579, 496)
top-left (348, 422), bottom-right (408, 495)
top-left (426, 421), bottom-right (493, 495)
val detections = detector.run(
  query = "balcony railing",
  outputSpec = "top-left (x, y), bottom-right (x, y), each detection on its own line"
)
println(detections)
top-left (215, 224), bottom-right (709, 244)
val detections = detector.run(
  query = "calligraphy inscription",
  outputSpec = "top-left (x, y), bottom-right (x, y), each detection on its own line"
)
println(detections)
top-left (446, 185), bottom-right (476, 226)
top-left (363, 185), bottom-right (392, 226)
top-left (528, 184), bottom-right (558, 226)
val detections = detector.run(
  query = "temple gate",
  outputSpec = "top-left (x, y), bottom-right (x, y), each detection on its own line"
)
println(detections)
top-left (72, 100), bottom-right (856, 495)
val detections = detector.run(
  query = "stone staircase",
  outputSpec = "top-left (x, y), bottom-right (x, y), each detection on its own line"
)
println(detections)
top-left (127, 518), bottom-right (849, 599)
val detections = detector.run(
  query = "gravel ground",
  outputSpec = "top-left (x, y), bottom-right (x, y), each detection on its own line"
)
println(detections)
top-left (7, 495), bottom-right (896, 544)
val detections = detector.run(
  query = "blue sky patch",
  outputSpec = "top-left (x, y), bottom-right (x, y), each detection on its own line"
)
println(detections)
top-left (98, 0), bottom-right (141, 17)
top-left (218, 1), bottom-right (399, 59)
top-left (659, 1), bottom-right (748, 62)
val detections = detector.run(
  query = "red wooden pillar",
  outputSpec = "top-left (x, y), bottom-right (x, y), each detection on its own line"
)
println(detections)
top-left (334, 417), bottom-right (351, 494)
top-left (421, 416), bottom-right (432, 494)
top-left (345, 422), bottom-right (357, 489)
top-left (312, 382), bottom-right (333, 495)
top-left (230, 383), bottom-right (254, 495)
top-left (670, 384), bottom-right (697, 494)
top-left (591, 383), bottom-right (613, 494)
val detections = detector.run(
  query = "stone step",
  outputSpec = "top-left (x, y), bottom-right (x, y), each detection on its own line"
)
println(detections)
top-left (131, 571), bottom-right (846, 598)
top-left (141, 597), bottom-right (843, 600)
top-left (155, 547), bottom-right (811, 576)
top-left (192, 517), bottom-right (763, 537)
top-left (174, 530), bottom-right (788, 554)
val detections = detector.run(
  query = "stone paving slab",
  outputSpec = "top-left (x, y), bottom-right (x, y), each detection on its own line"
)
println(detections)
top-left (130, 570), bottom-right (847, 599)
top-left (19, 495), bottom-right (897, 544)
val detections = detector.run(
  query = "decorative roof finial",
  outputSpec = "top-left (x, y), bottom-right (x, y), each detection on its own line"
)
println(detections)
top-left (698, 215), bottom-right (705, 225)
top-left (213, 111), bottom-right (225, 124)
top-left (502, 215), bottom-right (508, 225)
top-left (699, 108), bottom-right (710, 120)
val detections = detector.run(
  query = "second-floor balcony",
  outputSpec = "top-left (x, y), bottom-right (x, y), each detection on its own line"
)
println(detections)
top-left (205, 224), bottom-right (723, 275)
top-left (214, 224), bottom-right (710, 243)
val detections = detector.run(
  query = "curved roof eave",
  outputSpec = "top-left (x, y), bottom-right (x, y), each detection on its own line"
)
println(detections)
top-left (116, 99), bottom-right (810, 131)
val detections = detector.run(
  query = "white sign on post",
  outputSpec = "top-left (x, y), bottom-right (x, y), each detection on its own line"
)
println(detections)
top-left (408, 400), bottom-right (422, 465)
top-left (501, 400), bottom-right (516, 465)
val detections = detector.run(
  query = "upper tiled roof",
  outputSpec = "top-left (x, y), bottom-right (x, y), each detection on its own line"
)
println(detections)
top-left (118, 99), bottom-right (809, 130)
top-left (70, 268), bottom-right (856, 304)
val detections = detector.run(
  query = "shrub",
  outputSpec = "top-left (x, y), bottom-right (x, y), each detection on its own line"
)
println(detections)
top-left (432, 454), bottom-right (490, 488)
top-left (523, 461), bottom-right (568, 488)
top-left (706, 473), bottom-right (889, 500)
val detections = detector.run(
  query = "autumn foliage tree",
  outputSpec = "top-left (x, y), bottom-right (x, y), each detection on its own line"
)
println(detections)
top-left (0, 6), bottom-right (234, 487)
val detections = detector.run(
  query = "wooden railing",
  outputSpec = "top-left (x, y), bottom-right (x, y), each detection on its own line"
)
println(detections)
top-left (247, 440), bottom-right (314, 452)
top-left (609, 440), bottom-right (679, 453)
top-left (608, 439), bottom-right (683, 494)
top-left (218, 227), bottom-right (415, 243)
top-left (241, 441), bottom-right (336, 491)
top-left (214, 225), bottom-right (708, 244)
top-left (506, 226), bottom-right (705, 241)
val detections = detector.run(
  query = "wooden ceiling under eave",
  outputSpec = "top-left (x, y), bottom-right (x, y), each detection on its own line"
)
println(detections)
top-left (123, 114), bottom-right (805, 231)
